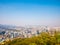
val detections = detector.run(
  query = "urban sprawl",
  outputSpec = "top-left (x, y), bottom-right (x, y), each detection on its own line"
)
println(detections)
top-left (0, 25), bottom-right (60, 43)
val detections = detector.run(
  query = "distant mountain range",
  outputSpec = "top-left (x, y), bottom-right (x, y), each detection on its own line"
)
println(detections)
top-left (0, 24), bottom-right (17, 30)
top-left (0, 24), bottom-right (26, 31)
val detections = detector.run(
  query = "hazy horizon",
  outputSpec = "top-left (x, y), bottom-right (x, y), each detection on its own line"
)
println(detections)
top-left (0, 0), bottom-right (60, 27)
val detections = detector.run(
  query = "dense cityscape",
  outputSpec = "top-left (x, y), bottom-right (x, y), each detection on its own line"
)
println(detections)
top-left (0, 24), bottom-right (60, 44)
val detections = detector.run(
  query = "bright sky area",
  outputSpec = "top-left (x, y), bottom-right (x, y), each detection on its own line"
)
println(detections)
top-left (0, 0), bottom-right (60, 26)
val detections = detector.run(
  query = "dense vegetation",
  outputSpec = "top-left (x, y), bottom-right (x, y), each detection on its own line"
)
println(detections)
top-left (3, 31), bottom-right (60, 45)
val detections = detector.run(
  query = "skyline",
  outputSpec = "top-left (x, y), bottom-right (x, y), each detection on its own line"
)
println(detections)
top-left (0, 0), bottom-right (60, 27)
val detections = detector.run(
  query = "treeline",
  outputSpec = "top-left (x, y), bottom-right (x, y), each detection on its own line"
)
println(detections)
top-left (3, 31), bottom-right (60, 45)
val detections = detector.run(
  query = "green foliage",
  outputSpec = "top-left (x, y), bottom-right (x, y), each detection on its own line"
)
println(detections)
top-left (29, 43), bottom-right (37, 45)
top-left (4, 31), bottom-right (60, 45)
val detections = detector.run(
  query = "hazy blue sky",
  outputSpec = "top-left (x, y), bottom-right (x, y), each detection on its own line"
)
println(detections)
top-left (0, 0), bottom-right (60, 26)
